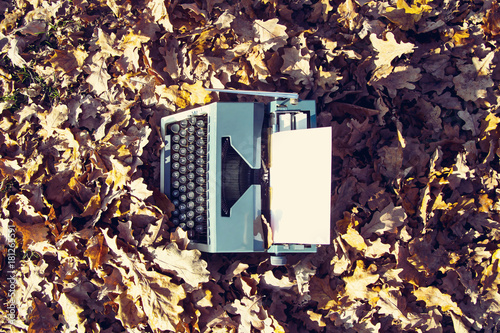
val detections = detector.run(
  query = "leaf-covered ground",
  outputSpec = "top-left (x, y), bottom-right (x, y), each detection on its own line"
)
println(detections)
top-left (1, 0), bottom-right (500, 332)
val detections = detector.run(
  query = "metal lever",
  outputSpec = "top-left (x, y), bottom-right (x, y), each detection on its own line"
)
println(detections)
top-left (206, 88), bottom-right (299, 102)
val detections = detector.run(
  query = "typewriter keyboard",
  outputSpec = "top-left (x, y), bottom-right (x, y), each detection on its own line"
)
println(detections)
top-left (166, 115), bottom-right (208, 243)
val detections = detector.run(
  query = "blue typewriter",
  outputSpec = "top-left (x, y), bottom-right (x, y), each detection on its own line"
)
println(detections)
top-left (160, 90), bottom-right (332, 264)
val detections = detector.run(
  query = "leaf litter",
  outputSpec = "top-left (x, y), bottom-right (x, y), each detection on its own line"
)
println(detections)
top-left (0, 0), bottom-right (500, 332)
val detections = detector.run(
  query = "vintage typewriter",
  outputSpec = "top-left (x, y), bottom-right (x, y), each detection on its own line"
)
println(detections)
top-left (160, 89), bottom-right (331, 264)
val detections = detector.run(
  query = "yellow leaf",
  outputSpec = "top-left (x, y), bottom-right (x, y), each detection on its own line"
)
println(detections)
top-left (180, 81), bottom-right (212, 106)
top-left (452, 30), bottom-right (470, 45)
top-left (341, 227), bottom-right (367, 251)
top-left (105, 156), bottom-right (131, 191)
top-left (413, 286), bottom-right (463, 315)
top-left (343, 261), bottom-right (379, 300)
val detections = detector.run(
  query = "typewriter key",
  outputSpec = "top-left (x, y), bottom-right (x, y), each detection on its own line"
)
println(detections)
top-left (195, 196), bottom-right (205, 204)
top-left (179, 175), bottom-right (187, 184)
top-left (189, 117), bottom-right (196, 125)
top-left (179, 157), bottom-right (187, 165)
top-left (187, 201), bottom-right (195, 209)
top-left (196, 177), bottom-right (205, 185)
top-left (172, 162), bottom-right (180, 170)
top-left (179, 223), bottom-right (186, 229)
top-left (172, 190), bottom-right (180, 197)
top-left (179, 195), bottom-right (187, 202)
top-left (196, 158), bottom-right (205, 166)
top-left (180, 129), bottom-right (187, 137)
top-left (187, 135), bottom-right (195, 143)
top-left (172, 144), bottom-right (180, 152)
top-left (170, 124), bottom-right (180, 133)
top-left (187, 182), bottom-right (195, 190)
top-left (187, 126), bottom-right (195, 134)
top-left (179, 185), bottom-right (187, 193)
top-left (179, 166), bottom-right (187, 175)
top-left (171, 218), bottom-right (180, 225)
top-left (172, 210), bottom-right (179, 217)
top-left (196, 119), bottom-right (205, 127)
top-left (195, 215), bottom-right (204, 223)
top-left (179, 213), bottom-right (187, 221)
top-left (187, 144), bottom-right (195, 152)
top-left (187, 173), bottom-right (195, 181)
top-left (172, 134), bottom-right (180, 143)
top-left (195, 167), bottom-right (205, 175)
top-left (172, 199), bottom-right (179, 206)
top-left (195, 206), bottom-right (205, 214)
top-left (196, 129), bottom-right (205, 136)
top-left (172, 171), bottom-right (180, 179)
top-left (187, 163), bottom-right (195, 172)
top-left (187, 154), bottom-right (195, 162)
top-left (179, 147), bottom-right (187, 155)
top-left (186, 211), bottom-right (195, 219)
top-left (187, 191), bottom-right (195, 200)
top-left (195, 186), bottom-right (204, 194)
top-left (195, 224), bottom-right (204, 233)
top-left (180, 138), bottom-right (187, 146)
top-left (196, 139), bottom-right (205, 147)
top-left (186, 220), bottom-right (195, 228)
top-left (178, 203), bottom-right (187, 211)
top-left (172, 181), bottom-right (180, 188)
top-left (196, 148), bottom-right (205, 156)
top-left (172, 153), bottom-right (180, 161)
top-left (180, 120), bottom-right (188, 128)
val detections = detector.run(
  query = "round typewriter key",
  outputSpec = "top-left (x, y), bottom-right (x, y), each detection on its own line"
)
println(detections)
top-left (172, 181), bottom-right (180, 188)
top-left (187, 191), bottom-right (195, 200)
top-left (195, 186), bottom-right (204, 195)
top-left (186, 210), bottom-right (195, 219)
top-left (179, 185), bottom-right (187, 193)
top-left (187, 172), bottom-right (195, 181)
top-left (178, 203), bottom-right (187, 211)
top-left (179, 157), bottom-right (187, 165)
top-left (179, 166), bottom-right (187, 174)
top-left (196, 148), bottom-right (205, 156)
top-left (187, 154), bottom-right (195, 162)
top-left (196, 158), bottom-right (205, 166)
top-left (196, 139), bottom-right (205, 147)
top-left (195, 224), bottom-right (204, 233)
top-left (188, 126), bottom-right (195, 133)
top-left (171, 218), bottom-right (179, 225)
top-left (180, 120), bottom-right (188, 128)
top-left (187, 163), bottom-right (195, 172)
top-left (179, 194), bottom-right (187, 202)
top-left (172, 199), bottom-right (179, 206)
top-left (172, 144), bottom-right (180, 152)
top-left (172, 153), bottom-right (180, 161)
top-left (187, 201), bottom-right (195, 209)
top-left (179, 176), bottom-right (187, 184)
top-left (195, 167), bottom-right (205, 175)
top-left (179, 147), bottom-right (187, 155)
top-left (179, 129), bottom-right (187, 137)
top-left (187, 182), bottom-right (195, 191)
top-left (170, 123), bottom-right (180, 133)
top-left (196, 128), bottom-right (205, 136)
top-left (195, 196), bottom-right (205, 205)
top-left (179, 223), bottom-right (186, 229)
top-left (172, 209), bottom-right (179, 216)
top-left (196, 119), bottom-right (205, 127)
top-left (172, 134), bottom-right (180, 143)
top-left (172, 171), bottom-right (180, 180)
top-left (180, 138), bottom-right (187, 146)
top-left (195, 206), bottom-right (205, 214)
top-left (172, 162), bottom-right (180, 170)
top-left (187, 144), bottom-right (195, 152)
top-left (195, 215), bottom-right (204, 223)
top-left (189, 117), bottom-right (197, 125)
top-left (187, 135), bottom-right (195, 143)
top-left (186, 220), bottom-right (195, 228)
top-left (179, 213), bottom-right (187, 221)
top-left (172, 190), bottom-right (180, 197)
top-left (196, 177), bottom-right (205, 185)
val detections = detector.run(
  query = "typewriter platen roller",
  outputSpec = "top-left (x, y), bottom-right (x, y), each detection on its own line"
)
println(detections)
top-left (160, 93), bottom-right (331, 262)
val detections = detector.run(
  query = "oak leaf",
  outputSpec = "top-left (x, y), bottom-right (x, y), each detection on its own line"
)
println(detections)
top-left (58, 293), bottom-right (86, 332)
top-left (148, 242), bottom-right (210, 290)
top-left (453, 52), bottom-right (495, 102)
top-left (343, 260), bottom-right (379, 300)
top-left (413, 286), bottom-right (463, 315)
top-left (361, 202), bottom-right (407, 237)
top-left (370, 32), bottom-right (414, 68)
top-left (253, 18), bottom-right (287, 51)
top-left (369, 65), bottom-right (422, 98)
top-left (85, 52), bottom-right (111, 98)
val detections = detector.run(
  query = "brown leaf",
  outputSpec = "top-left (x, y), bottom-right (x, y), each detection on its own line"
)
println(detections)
top-left (361, 203), bottom-right (407, 237)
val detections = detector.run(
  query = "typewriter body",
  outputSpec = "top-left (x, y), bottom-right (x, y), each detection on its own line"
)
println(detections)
top-left (160, 91), bottom-right (331, 263)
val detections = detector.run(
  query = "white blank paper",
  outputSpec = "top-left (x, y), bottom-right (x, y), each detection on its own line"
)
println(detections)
top-left (269, 127), bottom-right (332, 244)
